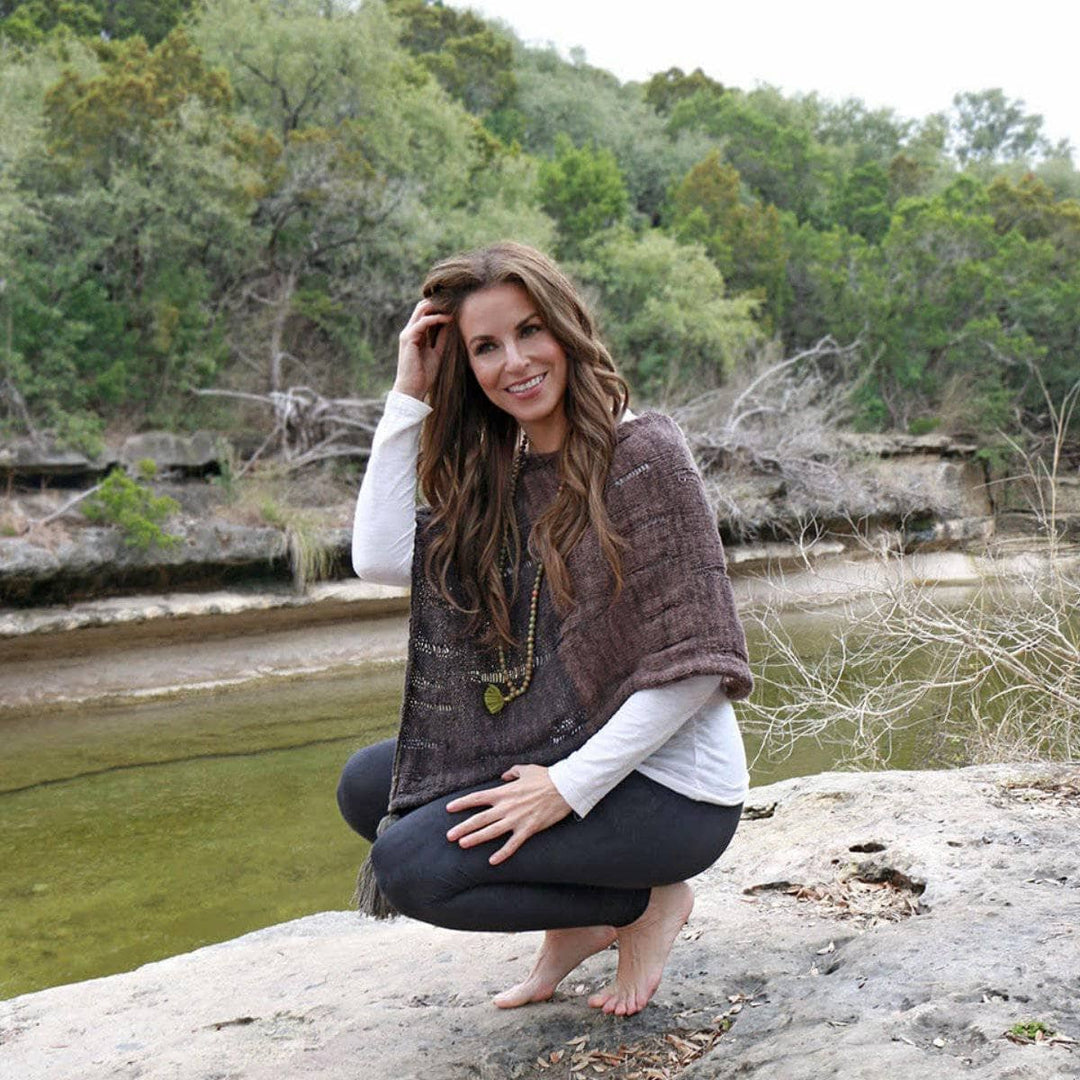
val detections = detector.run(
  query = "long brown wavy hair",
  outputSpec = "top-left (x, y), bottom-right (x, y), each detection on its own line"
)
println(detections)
top-left (418, 242), bottom-right (630, 649)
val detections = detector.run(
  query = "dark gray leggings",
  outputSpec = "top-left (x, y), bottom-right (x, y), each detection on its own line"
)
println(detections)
top-left (336, 738), bottom-right (742, 932)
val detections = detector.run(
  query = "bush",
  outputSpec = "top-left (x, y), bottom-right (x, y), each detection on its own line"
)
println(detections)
top-left (83, 468), bottom-right (181, 550)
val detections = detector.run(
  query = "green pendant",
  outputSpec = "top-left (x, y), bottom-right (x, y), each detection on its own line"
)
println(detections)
top-left (484, 684), bottom-right (506, 715)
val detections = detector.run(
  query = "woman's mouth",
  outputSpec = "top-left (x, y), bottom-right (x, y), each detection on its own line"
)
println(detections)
top-left (505, 372), bottom-right (546, 394)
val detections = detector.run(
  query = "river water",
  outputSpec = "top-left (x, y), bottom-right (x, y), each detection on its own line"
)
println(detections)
top-left (0, 610), bottom-right (979, 1000)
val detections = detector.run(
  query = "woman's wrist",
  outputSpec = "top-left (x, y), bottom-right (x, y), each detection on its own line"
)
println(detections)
top-left (391, 378), bottom-right (428, 402)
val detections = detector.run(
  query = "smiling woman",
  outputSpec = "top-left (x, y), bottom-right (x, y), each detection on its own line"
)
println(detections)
top-left (338, 241), bottom-right (754, 1016)
top-left (459, 283), bottom-right (569, 453)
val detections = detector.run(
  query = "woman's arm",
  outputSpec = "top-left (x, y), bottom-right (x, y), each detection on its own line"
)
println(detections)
top-left (351, 390), bottom-right (430, 587)
top-left (548, 674), bottom-right (723, 817)
top-left (444, 674), bottom-right (724, 864)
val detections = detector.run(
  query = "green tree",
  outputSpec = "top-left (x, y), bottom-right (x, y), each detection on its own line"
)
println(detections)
top-left (668, 151), bottom-right (787, 318)
top-left (666, 86), bottom-right (832, 224)
top-left (0, 1), bottom-right (100, 44)
top-left (1, 0), bottom-right (193, 45)
top-left (949, 89), bottom-right (1053, 165)
top-left (83, 467), bottom-right (181, 549)
top-left (43, 29), bottom-right (231, 180)
top-left (778, 216), bottom-right (870, 358)
top-left (574, 230), bottom-right (761, 396)
top-left (538, 135), bottom-right (628, 256)
top-left (489, 45), bottom-right (713, 224)
top-left (834, 161), bottom-right (891, 244)
top-left (386, 0), bottom-right (516, 117)
top-left (812, 96), bottom-right (912, 164)
top-left (643, 66), bottom-right (724, 116)
top-left (6, 27), bottom-right (257, 430)
top-left (859, 176), bottom-right (1075, 431)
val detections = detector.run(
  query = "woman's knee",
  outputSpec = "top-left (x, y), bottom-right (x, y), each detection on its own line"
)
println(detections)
top-left (336, 738), bottom-right (395, 841)
top-left (369, 818), bottom-right (437, 919)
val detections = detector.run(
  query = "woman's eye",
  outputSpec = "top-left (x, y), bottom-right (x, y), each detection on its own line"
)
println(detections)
top-left (521, 324), bottom-right (542, 338)
top-left (474, 341), bottom-right (496, 356)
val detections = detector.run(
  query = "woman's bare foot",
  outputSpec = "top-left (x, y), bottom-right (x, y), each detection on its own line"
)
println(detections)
top-left (493, 925), bottom-right (617, 1008)
top-left (587, 882), bottom-right (694, 1017)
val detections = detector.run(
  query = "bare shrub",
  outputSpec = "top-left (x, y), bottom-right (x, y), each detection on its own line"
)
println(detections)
top-left (738, 377), bottom-right (1080, 770)
top-left (666, 338), bottom-right (970, 541)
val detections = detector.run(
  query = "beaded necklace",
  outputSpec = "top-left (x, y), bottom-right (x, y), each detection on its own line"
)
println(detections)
top-left (482, 438), bottom-right (544, 715)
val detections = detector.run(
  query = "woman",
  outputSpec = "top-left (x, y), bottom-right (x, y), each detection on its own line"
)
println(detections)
top-left (337, 242), bottom-right (753, 1017)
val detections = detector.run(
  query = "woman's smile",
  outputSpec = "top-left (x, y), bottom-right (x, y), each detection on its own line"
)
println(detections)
top-left (459, 282), bottom-right (569, 452)
top-left (505, 372), bottom-right (546, 395)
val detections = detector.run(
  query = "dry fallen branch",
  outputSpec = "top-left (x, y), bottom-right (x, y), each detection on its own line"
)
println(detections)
top-left (192, 385), bottom-right (381, 472)
top-left (667, 338), bottom-right (946, 541)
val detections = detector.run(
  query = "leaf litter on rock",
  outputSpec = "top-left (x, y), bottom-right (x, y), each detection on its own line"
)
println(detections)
top-left (995, 776), bottom-right (1080, 814)
top-left (745, 874), bottom-right (921, 927)
top-left (531, 995), bottom-right (758, 1078)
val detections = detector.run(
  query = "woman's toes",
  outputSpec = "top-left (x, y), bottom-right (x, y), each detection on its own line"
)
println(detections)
top-left (492, 983), bottom-right (528, 1008)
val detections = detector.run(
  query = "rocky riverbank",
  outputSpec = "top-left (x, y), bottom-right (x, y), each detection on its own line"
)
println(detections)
top-left (1, 764), bottom-right (1077, 1080)
top-left (4, 423), bottom-right (1074, 609)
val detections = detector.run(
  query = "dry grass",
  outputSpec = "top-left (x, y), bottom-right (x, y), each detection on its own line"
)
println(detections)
top-left (729, 372), bottom-right (1080, 771)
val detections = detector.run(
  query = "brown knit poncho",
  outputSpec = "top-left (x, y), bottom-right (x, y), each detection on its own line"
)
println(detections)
top-left (387, 410), bottom-right (753, 815)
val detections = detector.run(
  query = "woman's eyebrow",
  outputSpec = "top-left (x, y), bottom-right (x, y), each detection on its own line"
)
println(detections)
top-left (467, 312), bottom-right (541, 349)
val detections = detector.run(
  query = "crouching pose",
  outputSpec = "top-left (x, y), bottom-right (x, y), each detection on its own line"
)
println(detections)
top-left (337, 242), bottom-right (753, 1016)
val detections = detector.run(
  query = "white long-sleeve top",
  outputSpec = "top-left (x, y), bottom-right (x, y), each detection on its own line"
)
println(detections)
top-left (353, 390), bottom-right (750, 816)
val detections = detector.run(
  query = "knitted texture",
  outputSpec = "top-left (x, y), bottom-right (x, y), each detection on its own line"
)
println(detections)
top-left (384, 411), bottom-right (753, 815)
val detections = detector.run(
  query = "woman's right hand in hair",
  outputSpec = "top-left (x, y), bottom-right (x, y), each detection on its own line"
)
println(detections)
top-left (393, 299), bottom-right (452, 402)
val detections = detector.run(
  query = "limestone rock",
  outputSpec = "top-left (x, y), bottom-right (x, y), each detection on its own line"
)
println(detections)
top-left (119, 432), bottom-right (224, 474)
top-left (2, 764), bottom-right (1076, 1079)
top-left (0, 523), bottom-right (289, 605)
top-left (0, 437), bottom-right (114, 479)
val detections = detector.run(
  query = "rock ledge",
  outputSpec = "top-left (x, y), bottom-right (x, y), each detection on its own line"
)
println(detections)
top-left (2, 764), bottom-right (1078, 1079)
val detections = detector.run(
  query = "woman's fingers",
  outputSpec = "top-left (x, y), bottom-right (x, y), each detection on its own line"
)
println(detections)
top-left (445, 785), bottom-right (501, 814)
top-left (488, 831), bottom-right (528, 866)
top-left (456, 820), bottom-right (516, 849)
top-left (402, 310), bottom-right (451, 339)
top-left (445, 805), bottom-right (501, 842)
top-left (393, 301), bottom-right (452, 400)
top-left (442, 766), bottom-right (570, 861)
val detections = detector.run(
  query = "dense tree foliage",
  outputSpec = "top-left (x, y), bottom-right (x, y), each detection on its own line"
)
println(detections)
top-left (1, 0), bottom-right (194, 45)
top-left (1, 0), bottom-right (1077, 446)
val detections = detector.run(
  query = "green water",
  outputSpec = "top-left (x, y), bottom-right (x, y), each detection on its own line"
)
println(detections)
top-left (0, 611), bottom-right (996, 1001)
top-left (1, 666), bottom-right (402, 1000)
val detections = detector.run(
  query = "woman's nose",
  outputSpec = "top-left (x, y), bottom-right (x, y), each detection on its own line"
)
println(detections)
top-left (504, 341), bottom-right (529, 369)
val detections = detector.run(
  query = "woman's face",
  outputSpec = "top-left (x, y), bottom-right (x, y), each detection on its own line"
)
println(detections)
top-left (458, 282), bottom-right (569, 453)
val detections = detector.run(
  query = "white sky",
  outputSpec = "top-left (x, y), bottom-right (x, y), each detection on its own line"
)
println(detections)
top-left (460, 0), bottom-right (1080, 155)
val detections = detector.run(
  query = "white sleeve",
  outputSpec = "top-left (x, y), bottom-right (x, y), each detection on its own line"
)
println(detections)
top-left (351, 390), bottom-right (432, 587)
top-left (547, 674), bottom-right (722, 817)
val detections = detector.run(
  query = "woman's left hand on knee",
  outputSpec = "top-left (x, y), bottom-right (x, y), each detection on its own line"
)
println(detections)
top-left (445, 765), bottom-right (572, 865)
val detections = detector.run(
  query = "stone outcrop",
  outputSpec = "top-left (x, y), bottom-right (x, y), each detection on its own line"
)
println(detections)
top-left (0, 437), bottom-right (115, 481)
top-left (0, 431), bottom-right (227, 484)
top-left (1, 427), bottom-right (1074, 605)
top-left (0, 521), bottom-right (297, 606)
top-left (119, 432), bottom-right (224, 475)
top-left (2, 764), bottom-right (1077, 1079)
top-left (698, 432), bottom-right (996, 546)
